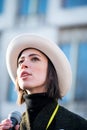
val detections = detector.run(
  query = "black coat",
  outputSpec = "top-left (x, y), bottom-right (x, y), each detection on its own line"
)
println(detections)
top-left (19, 100), bottom-right (87, 130)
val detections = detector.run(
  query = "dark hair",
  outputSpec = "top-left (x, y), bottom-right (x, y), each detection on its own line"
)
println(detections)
top-left (46, 59), bottom-right (61, 100)
top-left (15, 49), bottom-right (61, 105)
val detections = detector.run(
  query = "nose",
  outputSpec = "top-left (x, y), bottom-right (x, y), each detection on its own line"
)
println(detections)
top-left (20, 59), bottom-right (31, 69)
top-left (20, 59), bottom-right (30, 69)
top-left (21, 63), bottom-right (28, 69)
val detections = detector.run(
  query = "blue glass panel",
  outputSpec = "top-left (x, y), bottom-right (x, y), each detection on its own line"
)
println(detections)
top-left (37, 0), bottom-right (47, 14)
top-left (59, 43), bottom-right (71, 61)
top-left (75, 43), bottom-right (87, 100)
top-left (28, 0), bottom-right (38, 14)
top-left (7, 81), bottom-right (17, 102)
top-left (18, 0), bottom-right (30, 15)
top-left (59, 44), bottom-right (71, 102)
top-left (0, 0), bottom-right (4, 13)
top-left (62, 0), bottom-right (87, 8)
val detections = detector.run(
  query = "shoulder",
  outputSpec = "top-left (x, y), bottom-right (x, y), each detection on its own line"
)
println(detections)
top-left (55, 105), bottom-right (87, 129)
top-left (58, 105), bottom-right (87, 120)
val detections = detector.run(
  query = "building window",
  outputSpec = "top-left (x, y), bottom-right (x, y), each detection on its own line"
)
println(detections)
top-left (7, 80), bottom-right (17, 102)
top-left (37, 0), bottom-right (47, 14)
top-left (0, 0), bottom-right (4, 13)
top-left (17, 0), bottom-right (47, 16)
top-left (59, 43), bottom-right (71, 102)
top-left (75, 42), bottom-right (87, 101)
top-left (62, 0), bottom-right (87, 8)
top-left (59, 43), bottom-right (71, 61)
top-left (18, 0), bottom-right (30, 16)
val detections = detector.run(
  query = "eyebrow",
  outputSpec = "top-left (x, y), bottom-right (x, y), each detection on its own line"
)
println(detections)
top-left (29, 53), bottom-right (41, 57)
top-left (19, 53), bottom-right (41, 60)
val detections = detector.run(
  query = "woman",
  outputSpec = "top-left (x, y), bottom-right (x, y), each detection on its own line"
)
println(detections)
top-left (0, 34), bottom-right (87, 130)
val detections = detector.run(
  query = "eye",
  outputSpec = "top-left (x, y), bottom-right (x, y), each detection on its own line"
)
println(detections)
top-left (17, 60), bottom-right (24, 66)
top-left (31, 57), bottom-right (40, 62)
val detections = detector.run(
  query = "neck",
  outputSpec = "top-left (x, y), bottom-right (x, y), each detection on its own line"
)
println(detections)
top-left (26, 86), bottom-right (47, 94)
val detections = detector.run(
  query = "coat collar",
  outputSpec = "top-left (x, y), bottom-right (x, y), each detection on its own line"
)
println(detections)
top-left (32, 100), bottom-right (57, 130)
top-left (21, 100), bottom-right (58, 130)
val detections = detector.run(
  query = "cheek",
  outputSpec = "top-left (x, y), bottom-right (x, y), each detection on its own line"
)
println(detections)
top-left (35, 65), bottom-right (48, 80)
top-left (17, 69), bottom-right (19, 78)
top-left (16, 69), bottom-right (21, 83)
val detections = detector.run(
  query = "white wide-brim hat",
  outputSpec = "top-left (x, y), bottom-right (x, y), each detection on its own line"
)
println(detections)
top-left (6, 34), bottom-right (72, 97)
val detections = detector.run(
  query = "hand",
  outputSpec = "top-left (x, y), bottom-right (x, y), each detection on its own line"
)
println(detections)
top-left (0, 119), bottom-right (19, 130)
top-left (15, 124), bottom-right (20, 130)
top-left (0, 119), bottom-right (13, 130)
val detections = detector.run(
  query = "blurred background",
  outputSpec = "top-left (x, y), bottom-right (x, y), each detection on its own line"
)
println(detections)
top-left (0, 0), bottom-right (87, 121)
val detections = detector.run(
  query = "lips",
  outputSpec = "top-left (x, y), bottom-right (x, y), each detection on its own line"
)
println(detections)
top-left (20, 71), bottom-right (31, 78)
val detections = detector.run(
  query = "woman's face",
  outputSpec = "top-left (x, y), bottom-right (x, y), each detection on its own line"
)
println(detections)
top-left (17, 48), bottom-right (48, 94)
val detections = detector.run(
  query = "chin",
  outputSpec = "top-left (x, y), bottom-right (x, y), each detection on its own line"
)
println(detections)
top-left (19, 83), bottom-right (26, 90)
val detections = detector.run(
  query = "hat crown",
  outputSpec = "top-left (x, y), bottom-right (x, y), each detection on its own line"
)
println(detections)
top-left (6, 34), bottom-right (72, 97)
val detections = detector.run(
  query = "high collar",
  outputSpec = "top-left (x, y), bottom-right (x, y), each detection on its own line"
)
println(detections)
top-left (23, 93), bottom-right (55, 110)
top-left (23, 93), bottom-right (58, 130)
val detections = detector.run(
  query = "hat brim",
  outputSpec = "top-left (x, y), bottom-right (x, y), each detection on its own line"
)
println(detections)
top-left (6, 34), bottom-right (72, 96)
